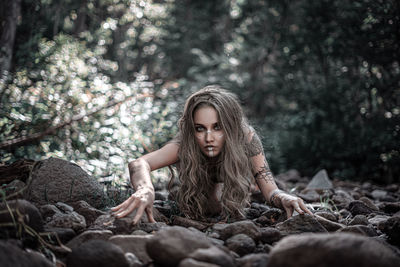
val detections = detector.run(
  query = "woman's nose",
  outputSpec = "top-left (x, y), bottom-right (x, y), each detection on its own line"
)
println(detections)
top-left (205, 130), bottom-right (214, 142)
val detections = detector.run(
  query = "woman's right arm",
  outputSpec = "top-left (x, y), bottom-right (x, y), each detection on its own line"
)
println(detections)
top-left (111, 142), bottom-right (179, 224)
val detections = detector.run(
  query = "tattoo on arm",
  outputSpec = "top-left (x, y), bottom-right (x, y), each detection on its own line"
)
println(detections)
top-left (254, 160), bottom-right (275, 184)
top-left (246, 132), bottom-right (264, 157)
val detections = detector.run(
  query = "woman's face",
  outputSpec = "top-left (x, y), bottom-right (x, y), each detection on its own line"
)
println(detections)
top-left (193, 105), bottom-right (226, 158)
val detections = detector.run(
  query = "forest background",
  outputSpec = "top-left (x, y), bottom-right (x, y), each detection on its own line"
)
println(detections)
top-left (0, 0), bottom-right (399, 186)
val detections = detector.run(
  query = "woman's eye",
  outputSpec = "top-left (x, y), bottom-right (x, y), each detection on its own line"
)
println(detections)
top-left (195, 126), bottom-right (205, 132)
top-left (214, 125), bottom-right (221, 130)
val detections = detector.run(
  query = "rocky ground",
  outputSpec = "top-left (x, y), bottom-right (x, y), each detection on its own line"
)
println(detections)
top-left (0, 157), bottom-right (399, 267)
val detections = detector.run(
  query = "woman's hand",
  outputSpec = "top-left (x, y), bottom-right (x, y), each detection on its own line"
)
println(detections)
top-left (111, 186), bottom-right (156, 225)
top-left (270, 189), bottom-right (313, 218)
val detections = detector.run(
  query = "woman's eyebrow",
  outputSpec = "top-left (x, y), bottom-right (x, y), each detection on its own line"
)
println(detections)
top-left (194, 122), bottom-right (219, 126)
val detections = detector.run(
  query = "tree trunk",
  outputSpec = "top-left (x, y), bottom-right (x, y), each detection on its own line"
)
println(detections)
top-left (0, 0), bottom-right (21, 76)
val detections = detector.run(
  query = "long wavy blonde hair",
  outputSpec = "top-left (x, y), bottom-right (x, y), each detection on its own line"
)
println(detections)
top-left (173, 85), bottom-right (253, 220)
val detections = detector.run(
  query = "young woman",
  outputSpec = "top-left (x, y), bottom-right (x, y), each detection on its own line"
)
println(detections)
top-left (112, 85), bottom-right (312, 224)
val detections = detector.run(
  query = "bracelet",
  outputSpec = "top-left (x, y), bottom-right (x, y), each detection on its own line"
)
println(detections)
top-left (268, 189), bottom-right (283, 208)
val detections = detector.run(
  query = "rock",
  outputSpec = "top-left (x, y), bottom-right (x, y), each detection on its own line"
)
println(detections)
top-left (40, 204), bottom-right (61, 220)
top-left (306, 169), bottom-right (333, 190)
top-left (179, 258), bottom-right (219, 267)
top-left (45, 210), bottom-right (86, 233)
top-left (188, 245), bottom-right (235, 266)
top-left (268, 233), bottom-right (399, 267)
top-left (146, 226), bottom-right (213, 266)
top-left (381, 216), bottom-right (400, 246)
top-left (138, 222), bottom-right (168, 233)
top-left (348, 200), bottom-right (376, 216)
top-left (0, 239), bottom-right (53, 267)
top-left (245, 208), bottom-right (260, 219)
top-left (155, 191), bottom-right (169, 201)
top-left (332, 190), bottom-right (354, 208)
top-left (89, 214), bottom-right (138, 234)
top-left (378, 202), bottom-right (400, 214)
top-left (349, 215), bottom-right (369, 226)
top-left (131, 229), bottom-right (148, 235)
top-left (260, 208), bottom-right (286, 224)
top-left (359, 197), bottom-right (380, 211)
top-left (44, 226), bottom-right (76, 243)
top-left (337, 225), bottom-right (378, 237)
top-left (25, 157), bottom-right (106, 209)
top-left (0, 199), bottom-right (44, 234)
top-left (225, 234), bottom-right (256, 256)
top-left (109, 234), bottom-right (153, 264)
top-left (276, 214), bottom-right (328, 235)
top-left (66, 239), bottom-right (129, 267)
top-left (70, 200), bottom-right (106, 225)
top-left (259, 227), bottom-right (283, 244)
top-left (55, 202), bottom-right (74, 213)
top-left (212, 220), bottom-right (260, 241)
top-left (368, 215), bottom-right (391, 230)
top-left (314, 214), bottom-right (345, 232)
top-left (171, 216), bottom-right (209, 231)
top-left (66, 230), bottom-right (113, 250)
top-left (297, 189), bottom-right (321, 202)
top-left (371, 189), bottom-right (388, 200)
top-left (236, 253), bottom-right (269, 267)
top-left (125, 252), bottom-right (143, 267)
top-left (314, 211), bottom-right (337, 222)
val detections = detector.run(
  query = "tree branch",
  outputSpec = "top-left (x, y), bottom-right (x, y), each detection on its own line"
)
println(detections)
top-left (0, 93), bottom-right (152, 151)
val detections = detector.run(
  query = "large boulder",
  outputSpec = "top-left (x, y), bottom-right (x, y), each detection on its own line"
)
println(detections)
top-left (0, 240), bottom-right (53, 267)
top-left (268, 233), bottom-right (399, 267)
top-left (25, 157), bottom-right (106, 209)
top-left (146, 226), bottom-right (213, 266)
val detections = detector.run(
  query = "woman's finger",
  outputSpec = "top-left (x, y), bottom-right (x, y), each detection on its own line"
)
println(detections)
top-left (112, 194), bottom-right (135, 213)
top-left (299, 200), bottom-right (313, 216)
top-left (115, 197), bottom-right (140, 218)
top-left (284, 205), bottom-right (293, 218)
top-left (292, 201), bottom-right (304, 215)
top-left (145, 207), bottom-right (156, 223)
top-left (133, 204), bottom-right (146, 225)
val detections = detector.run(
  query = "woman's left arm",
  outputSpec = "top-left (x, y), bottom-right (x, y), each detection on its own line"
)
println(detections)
top-left (247, 131), bottom-right (313, 218)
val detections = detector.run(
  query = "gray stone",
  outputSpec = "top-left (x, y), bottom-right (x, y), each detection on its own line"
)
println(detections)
top-left (237, 253), bottom-right (269, 267)
top-left (43, 226), bottom-right (76, 243)
top-left (55, 202), bottom-right (74, 213)
top-left (348, 200), bottom-right (376, 216)
top-left (188, 245), bottom-right (235, 267)
top-left (359, 197), bottom-right (379, 211)
top-left (314, 211), bottom-right (337, 222)
top-left (212, 220), bottom-right (261, 240)
top-left (25, 157), bottom-right (106, 208)
top-left (138, 222), bottom-right (168, 233)
top-left (124, 252), bottom-right (143, 267)
top-left (314, 214), bottom-right (345, 232)
top-left (45, 210), bottom-right (86, 232)
top-left (146, 226), bottom-right (213, 266)
top-left (171, 216), bottom-right (209, 231)
top-left (259, 227), bottom-right (283, 244)
top-left (332, 190), bottom-right (354, 208)
top-left (179, 258), bottom-right (219, 267)
top-left (109, 234), bottom-right (153, 264)
top-left (349, 214), bottom-right (369, 226)
top-left (368, 215), bottom-right (391, 230)
top-left (0, 199), bottom-right (44, 234)
top-left (337, 225), bottom-right (378, 237)
top-left (381, 216), bottom-right (400, 246)
top-left (276, 214), bottom-right (328, 235)
top-left (66, 230), bottom-right (113, 250)
top-left (66, 239), bottom-right (129, 267)
top-left (225, 234), bottom-right (256, 256)
top-left (0, 240), bottom-right (53, 267)
top-left (371, 189), bottom-right (388, 200)
top-left (306, 169), bottom-right (333, 190)
top-left (70, 200), bottom-right (106, 226)
top-left (268, 233), bottom-right (399, 267)
top-left (39, 204), bottom-right (61, 220)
